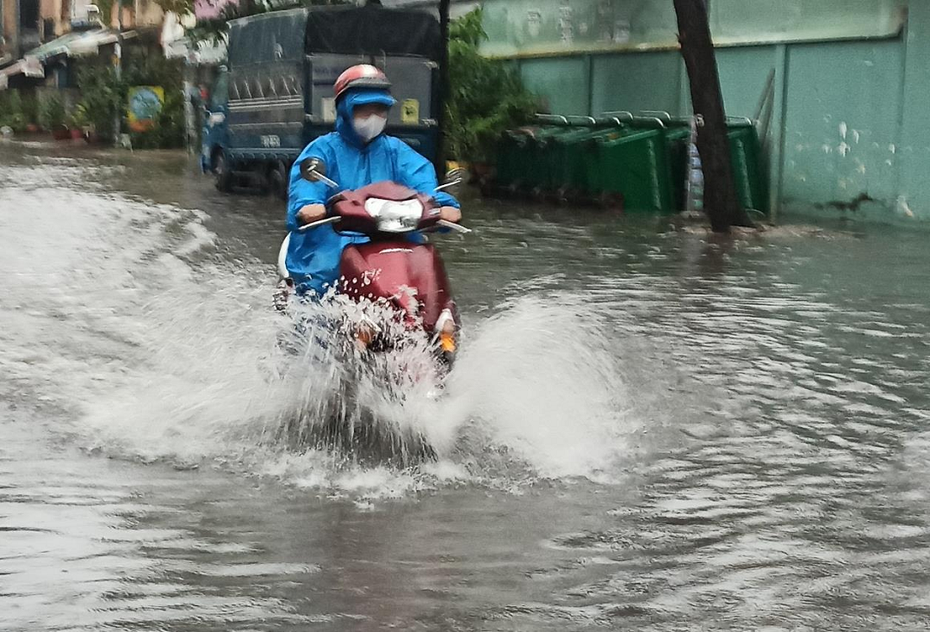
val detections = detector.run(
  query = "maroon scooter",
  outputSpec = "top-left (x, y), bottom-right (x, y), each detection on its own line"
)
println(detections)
top-left (278, 159), bottom-right (468, 373)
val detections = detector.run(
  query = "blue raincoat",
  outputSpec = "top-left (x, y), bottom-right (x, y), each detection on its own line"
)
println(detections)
top-left (286, 89), bottom-right (460, 297)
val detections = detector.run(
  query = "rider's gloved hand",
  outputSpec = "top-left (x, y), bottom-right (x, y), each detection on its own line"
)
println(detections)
top-left (297, 204), bottom-right (327, 225)
top-left (439, 206), bottom-right (461, 223)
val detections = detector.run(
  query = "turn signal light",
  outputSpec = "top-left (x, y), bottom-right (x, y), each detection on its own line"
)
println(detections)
top-left (440, 332), bottom-right (456, 353)
top-left (357, 325), bottom-right (375, 346)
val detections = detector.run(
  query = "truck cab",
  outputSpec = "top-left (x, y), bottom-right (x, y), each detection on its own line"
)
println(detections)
top-left (201, 4), bottom-right (445, 198)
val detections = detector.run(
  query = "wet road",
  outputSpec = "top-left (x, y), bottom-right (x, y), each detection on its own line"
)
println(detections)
top-left (2, 140), bottom-right (930, 631)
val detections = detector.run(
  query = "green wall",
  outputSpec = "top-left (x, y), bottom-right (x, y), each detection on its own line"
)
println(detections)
top-left (897, 1), bottom-right (930, 221)
top-left (485, 0), bottom-right (930, 224)
top-left (591, 51), bottom-right (683, 116)
top-left (520, 57), bottom-right (590, 116)
top-left (714, 47), bottom-right (774, 118)
top-left (483, 0), bottom-right (905, 57)
top-left (781, 41), bottom-right (904, 211)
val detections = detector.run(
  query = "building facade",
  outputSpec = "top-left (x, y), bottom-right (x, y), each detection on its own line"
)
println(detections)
top-left (2, 0), bottom-right (165, 62)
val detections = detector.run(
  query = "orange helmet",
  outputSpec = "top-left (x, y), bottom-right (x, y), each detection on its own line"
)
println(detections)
top-left (333, 64), bottom-right (392, 101)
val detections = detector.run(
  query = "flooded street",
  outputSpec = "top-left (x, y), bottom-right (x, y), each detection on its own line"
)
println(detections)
top-left (3, 140), bottom-right (930, 631)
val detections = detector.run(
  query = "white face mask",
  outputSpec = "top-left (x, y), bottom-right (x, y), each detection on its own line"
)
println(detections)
top-left (353, 114), bottom-right (387, 143)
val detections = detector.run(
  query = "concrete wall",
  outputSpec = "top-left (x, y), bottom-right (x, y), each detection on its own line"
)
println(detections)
top-left (897, 2), bottom-right (930, 222)
top-left (483, 0), bottom-right (905, 57)
top-left (2, 0), bottom-right (19, 59)
top-left (482, 0), bottom-right (930, 224)
top-left (132, 0), bottom-right (165, 27)
top-left (39, 0), bottom-right (67, 37)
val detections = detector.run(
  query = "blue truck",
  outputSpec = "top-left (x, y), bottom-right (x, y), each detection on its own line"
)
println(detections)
top-left (201, 3), bottom-right (449, 198)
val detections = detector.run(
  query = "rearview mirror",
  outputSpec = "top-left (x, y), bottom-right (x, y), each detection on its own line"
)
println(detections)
top-left (300, 157), bottom-right (327, 182)
top-left (438, 167), bottom-right (464, 196)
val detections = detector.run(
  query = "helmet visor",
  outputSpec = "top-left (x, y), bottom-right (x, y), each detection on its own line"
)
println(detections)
top-left (346, 90), bottom-right (396, 109)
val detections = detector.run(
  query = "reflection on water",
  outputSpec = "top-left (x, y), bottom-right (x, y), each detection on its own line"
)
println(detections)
top-left (2, 141), bottom-right (930, 630)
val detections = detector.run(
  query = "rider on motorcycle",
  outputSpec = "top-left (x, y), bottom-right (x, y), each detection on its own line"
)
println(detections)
top-left (286, 64), bottom-right (462, 298)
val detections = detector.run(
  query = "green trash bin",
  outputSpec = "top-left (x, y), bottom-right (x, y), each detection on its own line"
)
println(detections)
top-left (541, 126), bottom-right (626, 194)
top-left (494, 126), bottom-right (565, 191)
top-left (495, 132), bottom-right (525, 189)
top-left (589, 129), bottom-right (676, 213)
top-left (728, 124), bottom-right (768, 214)
top-left (664, 126), bottom-right (693, 211)
top-left (519, 126), bottom-right (570, 190)
top-left (661, 122), bottom-right (769, 214)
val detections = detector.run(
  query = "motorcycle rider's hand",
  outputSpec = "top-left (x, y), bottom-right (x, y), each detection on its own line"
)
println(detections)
top-left (439, 206), bottom-right (461, 223)
top-left (298, 204), bottom-right (327, 225)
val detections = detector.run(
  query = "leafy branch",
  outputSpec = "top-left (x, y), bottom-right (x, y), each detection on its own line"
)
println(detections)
top-left (445, 8), bottom-right (538, 164)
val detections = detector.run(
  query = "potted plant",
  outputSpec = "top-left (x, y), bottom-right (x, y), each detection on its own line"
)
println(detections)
top-left (68, 107), bottom-right (89, 140)
top-left (84, 124), bottom-right (99, 144)
top-left (71, 104), bottom-right (98, 143)
top-left (22, 95), bottom-right (40, 133)
top-left (39, 94), bottom-right (69, 140)
top-left (0, 92), bottom-right (26, 134)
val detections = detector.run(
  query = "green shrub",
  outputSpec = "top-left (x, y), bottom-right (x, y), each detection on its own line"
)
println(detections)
top-left (0, 91), bottom-right (25, 131)
top-left (69, 103), bottom-right (90, 129)
top-left (0, 91), bottom-right (40, 132)
top-left (76, 61), bottom-right (123, 140)
top-left (129, 90), bottom-right (185, 149)
top-left (38, 94), bottom-right (67, 130)
top-left (20, 93), bottom-right (39, 127)
top-left (445, 8), bottom-right (538, 164)
top-left (75, 50), bottom-right (186, 148)
top-left (125, 51), bottom-right (185, 149)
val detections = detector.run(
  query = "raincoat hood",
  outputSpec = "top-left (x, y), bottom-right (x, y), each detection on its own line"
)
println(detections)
top-left (336, 88), bottom-right (396, 148)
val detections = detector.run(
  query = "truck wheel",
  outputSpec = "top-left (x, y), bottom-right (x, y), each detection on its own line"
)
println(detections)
top-left (269, 161), bottom-right (288, 201)
top-left (213, 151), bottom-right (233, 192)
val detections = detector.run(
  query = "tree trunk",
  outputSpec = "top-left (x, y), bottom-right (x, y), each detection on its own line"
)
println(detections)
top-left (436, 0), bottom-right (451, 175)
top-left (673, 0), bottom-right (754, 232)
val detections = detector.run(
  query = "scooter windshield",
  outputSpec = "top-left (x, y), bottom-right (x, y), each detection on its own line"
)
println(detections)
top-left (364, 198), bottom-right (423, 233)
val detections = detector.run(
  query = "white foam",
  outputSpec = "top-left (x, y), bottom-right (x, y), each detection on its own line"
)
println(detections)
top-left (3, 165), bottom-right (633, 497)
top-left (439, 294), bottom-right (631, 479)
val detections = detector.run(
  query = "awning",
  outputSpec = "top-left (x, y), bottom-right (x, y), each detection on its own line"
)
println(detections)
top-left (0, 28), bottom-right (137, 89)
top-left (25, 28), bottom-right (126, 63)
top-left (0, 57), bottom-right (44, 90)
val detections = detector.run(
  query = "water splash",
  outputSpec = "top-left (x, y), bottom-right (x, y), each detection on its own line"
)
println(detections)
top-left (78, 266), bottom-right (632, 493)
top-left (3, 163), bottom-right (631, 497)
top-left (439, 293), bottom-right (631, 479)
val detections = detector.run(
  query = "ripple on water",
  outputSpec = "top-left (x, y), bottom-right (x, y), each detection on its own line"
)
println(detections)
top-left (4, 145), bottom-right (930, 631)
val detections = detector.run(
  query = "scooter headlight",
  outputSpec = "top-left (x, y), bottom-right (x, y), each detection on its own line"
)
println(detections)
top-left (364, 198), bottom-right (423, 233)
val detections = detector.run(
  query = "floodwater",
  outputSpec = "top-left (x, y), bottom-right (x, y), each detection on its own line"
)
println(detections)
top-left (2, 140), bottom-right (930, 632)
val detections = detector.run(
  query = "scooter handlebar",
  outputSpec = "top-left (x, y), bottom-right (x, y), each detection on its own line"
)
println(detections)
top-left (297, 216), bottom-right (340, 232)
top-left (437, 219), bottom-right (471, 234)
top-left (299, 215), bottom-right (471, 234)
top-left (295, 182), bottom-right (471, 234)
